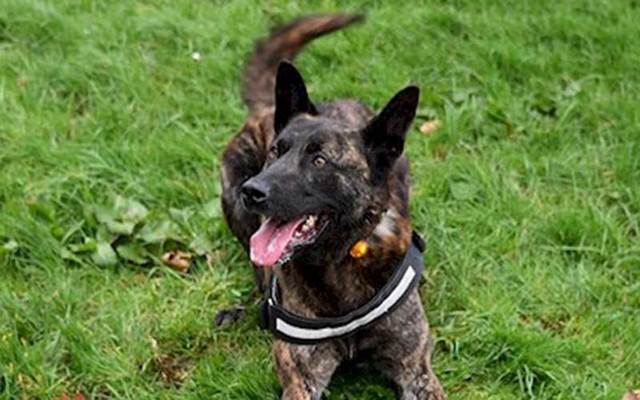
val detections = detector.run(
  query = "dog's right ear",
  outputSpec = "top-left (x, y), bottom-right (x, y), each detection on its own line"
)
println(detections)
top-left (363, 86), bottom-right (420, 185)
top-left (274, 62), bottom-right (318, 134)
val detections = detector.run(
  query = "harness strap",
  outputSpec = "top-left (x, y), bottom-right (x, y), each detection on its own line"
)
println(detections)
top-left (258, 231), bottom-right (426, 345)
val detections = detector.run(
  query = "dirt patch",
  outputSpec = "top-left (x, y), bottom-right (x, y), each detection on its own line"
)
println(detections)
top-left (151, 353), bottom-right (194, 387)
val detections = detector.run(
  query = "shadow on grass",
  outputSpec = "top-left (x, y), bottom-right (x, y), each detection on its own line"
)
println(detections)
top-left (325, 363), bottom-right (396, 400)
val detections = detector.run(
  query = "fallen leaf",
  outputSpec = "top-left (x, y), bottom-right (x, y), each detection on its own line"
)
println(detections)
top-left (622, 390), bottom-right (640, 400)
top-left (54, 393), bottom-right (85, 400)
top-left (162, 250), bottom-right (192, 273)
top-left (419, 119), bottom-right (441, 135)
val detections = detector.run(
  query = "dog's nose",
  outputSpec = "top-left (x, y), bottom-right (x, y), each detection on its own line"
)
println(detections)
top-left (241, 179), bottom-right (270, 208)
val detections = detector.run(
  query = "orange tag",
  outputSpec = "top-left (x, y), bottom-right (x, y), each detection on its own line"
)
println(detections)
top-left (350, 240), bottom-right (368, 259)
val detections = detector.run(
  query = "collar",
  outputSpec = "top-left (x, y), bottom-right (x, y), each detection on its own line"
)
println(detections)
top-left (258, 231), bottom-right (426, 345)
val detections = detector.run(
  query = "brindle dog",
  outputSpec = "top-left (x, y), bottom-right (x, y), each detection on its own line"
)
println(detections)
top-left (221, 14), bottom-right (445, 400)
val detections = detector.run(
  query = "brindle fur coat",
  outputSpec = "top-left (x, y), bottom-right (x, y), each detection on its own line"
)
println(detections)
top-left (220, 14), bottom-right (445, 400)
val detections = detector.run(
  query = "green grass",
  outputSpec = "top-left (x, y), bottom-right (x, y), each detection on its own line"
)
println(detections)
top-left (1, 0), bottom-right (639, 399)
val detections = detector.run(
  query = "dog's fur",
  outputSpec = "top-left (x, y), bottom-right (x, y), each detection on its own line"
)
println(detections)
top-left (221, 14), bottom-right (445, 400)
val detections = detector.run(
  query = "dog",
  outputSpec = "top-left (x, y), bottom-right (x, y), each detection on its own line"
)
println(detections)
top-left (220, 14), bottom-right (445, 400)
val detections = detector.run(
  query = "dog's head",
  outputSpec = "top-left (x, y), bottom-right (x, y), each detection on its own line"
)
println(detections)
top-left (242, 62), bottom-right (419, 268)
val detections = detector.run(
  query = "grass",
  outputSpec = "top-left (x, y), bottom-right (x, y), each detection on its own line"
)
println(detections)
top-left (1, 0), bottom-right (639, 398)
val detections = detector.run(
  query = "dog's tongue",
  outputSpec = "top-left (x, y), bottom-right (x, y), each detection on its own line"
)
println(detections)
top-left (250, 216), bottom-right (306, 267)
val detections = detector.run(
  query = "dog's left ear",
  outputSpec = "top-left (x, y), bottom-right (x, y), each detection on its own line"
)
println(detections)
top-left (274, 62), bottom-right (318, 134)
top-left (363, 86), bottom-right (420, 184)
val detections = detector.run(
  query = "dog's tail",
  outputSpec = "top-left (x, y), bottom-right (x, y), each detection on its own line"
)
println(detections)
top-left (242, 13), bottom-right (364, 113)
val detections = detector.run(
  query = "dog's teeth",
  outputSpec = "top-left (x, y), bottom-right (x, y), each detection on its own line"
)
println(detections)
top-left (307, 215), bottom-right (317, 225)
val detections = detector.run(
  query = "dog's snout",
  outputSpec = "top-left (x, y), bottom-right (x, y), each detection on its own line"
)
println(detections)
top-left (241, 179), bottom-right (270, 209)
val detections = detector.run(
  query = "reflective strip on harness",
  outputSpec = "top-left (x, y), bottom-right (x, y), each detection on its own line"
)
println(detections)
top-left (274, 266), bottom-right (416, 340)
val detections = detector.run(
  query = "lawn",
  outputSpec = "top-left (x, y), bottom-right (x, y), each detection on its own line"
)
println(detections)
top-left (1, 0), bottom-right (639, 399)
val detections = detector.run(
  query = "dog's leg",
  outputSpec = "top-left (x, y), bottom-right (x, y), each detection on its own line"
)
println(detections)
top-left (274, 340), bottom-right (342, 400)
top-left (388, 343), bottom-right (445, 400)
top-left (371, 293), bottom-right (446, 400)
top-left (378, 332), bottom-right (445, 400)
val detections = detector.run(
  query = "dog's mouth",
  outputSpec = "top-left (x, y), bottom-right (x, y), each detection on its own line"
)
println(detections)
top-left (249, 214), bottom-right (330, 268)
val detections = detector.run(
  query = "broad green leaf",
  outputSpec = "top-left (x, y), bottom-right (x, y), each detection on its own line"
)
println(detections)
top-left (104, 220), bottom-right (136, 236)
top-left (92, 242), bottom-right (118, 267)
top-left (114, 196), bottom-right (149, 223)
top-left (96, 226), bottom-right (112, 242)
top-left (116, 243), bottom-right (149, 265)
top-left (93, 205), bottom-right (135, 235)
top-left (138, 220), bottom-right (182, 243)
top-left (92, 197), bottom-right (148, 236)
top-left (189, 234), bottom-right (215, 256)
top-left (94, 205), bottom-right (118, 225)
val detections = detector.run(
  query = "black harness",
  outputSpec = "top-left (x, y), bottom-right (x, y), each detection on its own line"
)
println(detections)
top-left (258, 232), bottom-right (426, 345)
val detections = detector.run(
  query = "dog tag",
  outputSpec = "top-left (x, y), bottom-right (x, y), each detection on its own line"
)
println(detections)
top-left (350, 240), bottom-right (369, 258)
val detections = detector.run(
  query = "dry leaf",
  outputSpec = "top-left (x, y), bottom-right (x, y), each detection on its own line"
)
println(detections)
top-left (420, 119), bottom-right (441, 135)
top-left (622, 390), bottom-right (640, 400)
top-left (54, 393), bottom-right (85, 400)
top-left (162, 250), bottom-right (192, 273)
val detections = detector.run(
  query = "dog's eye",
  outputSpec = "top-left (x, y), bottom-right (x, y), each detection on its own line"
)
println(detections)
top-left (312, 155), bottom-right (326, 168)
